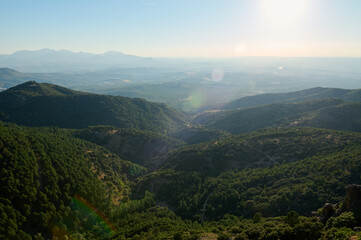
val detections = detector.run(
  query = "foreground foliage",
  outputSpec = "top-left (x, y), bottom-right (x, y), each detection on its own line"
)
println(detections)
top-left (2, 123), bottom-right (361, 239)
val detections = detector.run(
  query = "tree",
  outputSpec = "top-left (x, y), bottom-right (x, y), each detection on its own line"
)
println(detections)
top-left (253, 212), bottom-right (262, 223)
top-left (285, 211), bottom-right (300, 227)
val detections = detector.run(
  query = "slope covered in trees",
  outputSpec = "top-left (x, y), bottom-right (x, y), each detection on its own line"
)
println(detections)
top-left (136, 131), bottom-right (361, 221)
top-left (74, 126), bottom-right (185, 166)
top-left (3, 82), bottom-right (361, 239)
top-left (0, 122), bottom-right (144, 239)
top-left (0, 81), bottom-right (187, 133)
top-left (223, 87), bottom-right (361, 110)
top-left (153, 127), bottom-right (361, 175)
top-left (170, 127), bottom-right (231, 145)
top-left (203, 99), bottom-right (361, 134)
top-left (2, 125), bottom-right (361, 239)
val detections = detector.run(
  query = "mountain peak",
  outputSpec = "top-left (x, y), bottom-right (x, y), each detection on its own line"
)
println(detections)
top-left (6, 81), bottom-right (82, 96)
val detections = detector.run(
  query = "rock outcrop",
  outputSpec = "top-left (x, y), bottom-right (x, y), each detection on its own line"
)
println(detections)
top-left (319, 185), bottom-right (361, 224)
top-left (341, 184), bottom-right (361, 214)
top-left (320, 203), bottom-right (336, 224)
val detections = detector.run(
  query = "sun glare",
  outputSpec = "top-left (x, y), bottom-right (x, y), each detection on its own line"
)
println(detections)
top-left (261, 0), bottom-right (307, 29)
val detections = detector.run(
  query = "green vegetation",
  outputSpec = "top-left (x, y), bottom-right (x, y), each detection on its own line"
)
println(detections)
top-left (0, 122), bottom-right (141, 239)
top-left (2, 82), bottom-right (361, 239)
top-left (3, 124), bottom-right (361, 239)
top-left (206, 99), bottom-right (361, 134)
top-left (136, 143), bottom-right (361, 223)
top-left (155, 127), bottom-right (361, 175)
top-left (171, 127), bottom-right (231, 145)
top-left (0, 81), bottom-right (187, 133)
top-left (74, 126), bottom-right (185, 166)
top-left (135, 128), bottom-right (361, 221)
top-left (223, 87), bottom-right (361, 110)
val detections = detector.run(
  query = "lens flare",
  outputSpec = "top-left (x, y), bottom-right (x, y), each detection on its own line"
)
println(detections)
top-left (72, 194), bottom-right (116, 236)
top-left (184, 90), bottom-right (206, 111)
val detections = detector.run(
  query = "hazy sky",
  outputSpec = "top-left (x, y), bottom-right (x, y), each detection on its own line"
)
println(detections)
top-left (1, 0), bottom-right (360, 57)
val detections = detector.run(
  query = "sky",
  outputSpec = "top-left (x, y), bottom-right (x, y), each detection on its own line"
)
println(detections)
top-left (0, 0), bottom-right (360, 57)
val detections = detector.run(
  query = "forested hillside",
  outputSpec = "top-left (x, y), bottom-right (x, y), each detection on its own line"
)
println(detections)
top-left (0, 81), bottom-right (187, 133)
top-left (137, 131), bottom-right (361, 221)
top-left (74, 126), bottom-right (185, 166)
top-left (2, 83), bottom-right (361, 240)
top-left (2, 0), bottom-right (361, 237)
top-left (0, 122), bottom-right (146, 239)
top-left (203, 99), bottom-right (361, 134)
top-left (154, 127), bottom-right (361, 174)
top-left (223, 87), bottom-right (361, 110)
top-left (170, 127), bottom-right (231, 145)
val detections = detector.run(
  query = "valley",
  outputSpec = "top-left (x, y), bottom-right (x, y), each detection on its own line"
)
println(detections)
top-left (1, 80), bottom-right (361, 239)
top-left (2, 0), bottom-right (361, 238)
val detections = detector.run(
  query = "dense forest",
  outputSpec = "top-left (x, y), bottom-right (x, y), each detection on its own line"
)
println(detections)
top-left (222, 87), bottom-right (361, 110)
top-left (1, 82), bottom-right (361, 239)
top-left (197, 99), bottom-right (361, 134)
top-left (0, 81), bottom-right (187, 134)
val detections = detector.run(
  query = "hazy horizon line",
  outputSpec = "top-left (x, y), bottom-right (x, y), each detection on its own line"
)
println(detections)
top-left (1, 48), bottom-right (360, 59)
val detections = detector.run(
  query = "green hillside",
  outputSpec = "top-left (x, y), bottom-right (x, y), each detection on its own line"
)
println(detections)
top-left (3, 83), bottom-right (361, 239)
top-left (136, 128), bottom-right (361, 221)
top-left (171, 127), bottom-right (231, 145)
top-left (223, 87), bottom-right (361, 110)
top-left (154, 127), bottom-right (361, 175)
top-left (205, 99), bottom-right (361, 134)
top-left (0, 122), bottom-right (145, 239)
top-left (0, 81), bottom-right (187, 133)
top-left (74, 126), bottom-right (186, 166)
top-left (2, 125), bottom-right (361, 239)
top-left (293, 102), bottom-right (361, 132)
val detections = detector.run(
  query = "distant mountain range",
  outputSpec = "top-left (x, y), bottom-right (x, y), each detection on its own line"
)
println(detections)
top-left (0, 48), bottom-right (156, 72)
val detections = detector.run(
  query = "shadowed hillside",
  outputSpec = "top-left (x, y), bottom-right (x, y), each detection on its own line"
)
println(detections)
top-left (200, 99), bottom-right (361, 134)
top-left (136, 128), bottom-right (361, 220)
top-left (0, 81), bottom-right (187, 133)
top-left (153, 127), bottom-right (361, 175)
top-left (223, 87), bottom-right (361, 110)
top-left (74, 126), bottom-right (186, 166)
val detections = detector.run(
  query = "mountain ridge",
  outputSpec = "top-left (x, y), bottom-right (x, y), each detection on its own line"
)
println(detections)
top-left (194, 98), bottom-right (361, 134)
top-left (0, 81), bottom-right (187, 133)
top-left (223, 87), bottom-right (361, 110)
top-left (0, 49), bottom-right (155, 72)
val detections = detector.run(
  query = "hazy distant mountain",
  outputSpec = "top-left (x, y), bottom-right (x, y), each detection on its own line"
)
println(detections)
top-left (0, 48), bottom-right (156, 72)
top-left (0, 67), bottom-right (90, 89)
top-left (0, 81), bottom-right (187, 133)
top-left (0, 67), bottom-right (178, 90)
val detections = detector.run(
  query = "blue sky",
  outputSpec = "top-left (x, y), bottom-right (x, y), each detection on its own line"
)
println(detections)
top-left (0, 0), bottom-right (360, 57)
